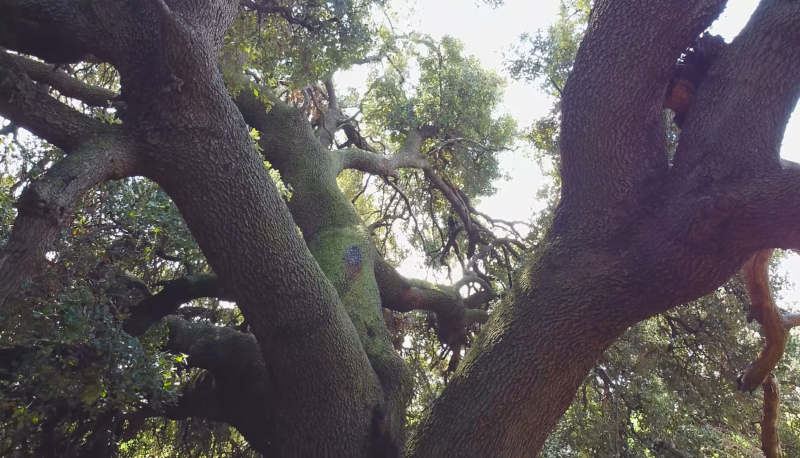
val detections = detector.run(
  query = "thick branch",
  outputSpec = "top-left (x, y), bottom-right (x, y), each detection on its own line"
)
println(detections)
top-left (374, 257), bottom-right (488, 347)
top-left (0, 137), bottom-right (137, 306)
top-left (161, 315), bottom-right (273, 450)
top-left (124, 274), bottom-right (228, 336)
top-left (0, 50), bottom-right (110, 151)
top-left (314, 77), bottom-right (359, 150)
top-left (336, 147), bottom-right (427, 177)
top-left (144, 63), bottom-right (386, 452)
top-left (726, 163), bottom-right (800, 251)
top-left (335, 127), bottom-right (438, 175)
top-left (675, 0), bottom-right (800, 174)
top-left (4, 52), bottom-right (118, 107)
top-left (323, 78), bottom-right (338, 111)
top-left (783, 313), bottom-right (800, 328)
top-left (164, 315), bottom-right (264, 376)
top-left (558, 0), bottom-right (725, 226)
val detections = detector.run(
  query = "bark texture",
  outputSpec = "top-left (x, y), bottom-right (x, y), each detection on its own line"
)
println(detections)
top-left (1, 1), bottom-right (386, 455)
top-left (1, 0), bottom-right (800, 456)
top-left (408, 0), bottom-right (800, 455)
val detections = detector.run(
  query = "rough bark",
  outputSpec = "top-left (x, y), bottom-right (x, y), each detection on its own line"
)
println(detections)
top-left (160, 316), bottom-right (273, 451)
top-left (2, 0), bottom-right (800, 456)
top-left (1, 1), bottom-right (386, 455)
top-left (0, 49), bottom-right (137, 305)
top-left (408, 0), bottom-right (800, 455)
top-left (0, 144), bottom-right (137, 305)
top-left (739, 250), bottom-right (786, 392)
top-left (237, 89), bottom-right (414, 452)
top-left (116, 6), bottom-right (384, 454)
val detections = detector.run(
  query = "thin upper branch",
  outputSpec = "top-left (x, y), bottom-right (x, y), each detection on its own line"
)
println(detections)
top-left (3, 52), bottom-right (118, 107)
top-left (336, 130), bottom-right (496, 256)
top-left (675, 0), bottom-right (800, 174)
top-left (0, 50), bottom-right (110, 151)
top-left (558, 0), bottom-right (725, 224)
top-left (727, 162), bottom-right (800, 251)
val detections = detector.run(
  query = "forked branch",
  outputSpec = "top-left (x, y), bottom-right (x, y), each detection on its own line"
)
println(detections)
top-left (558, 0), bottom-right (725, 216)
top-left (0, 50), bottom-right (110, 151)
top-left (374, 257), bottom-right (489, 348)
top-left (123, 274), bottom-right (230, 336)
top-left (0, 139), bottom-right (138, 306)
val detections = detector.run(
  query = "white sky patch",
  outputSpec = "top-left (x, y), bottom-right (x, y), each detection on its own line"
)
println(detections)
top-left (709, 1), bottom-right (757, 40)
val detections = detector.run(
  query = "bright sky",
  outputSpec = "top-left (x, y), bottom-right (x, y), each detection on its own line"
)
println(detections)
top-left (341, 0), bottom-right (800, 303)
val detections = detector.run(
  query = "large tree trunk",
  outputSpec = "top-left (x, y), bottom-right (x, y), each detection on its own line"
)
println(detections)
top-left (0, 1), bottom-right (387, 455)
top-left (409, 0), bottom-right (800, 455)
top-left (2, 0), bottom-right (800, 456)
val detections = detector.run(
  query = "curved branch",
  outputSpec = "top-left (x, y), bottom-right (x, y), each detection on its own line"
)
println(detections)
top-left (164, 316), bottom-right (263, 376)
top-left (675, 0), bottom-right (800, 174)
top-left (0, 137), bottom-right (138, 306)
top-left (342, 140), bottom-right (527, 263)
top-left (0, 50), bottom-right (110, 151)
top-left (161, 315), bottom-right (273, 450)
top-left (124, 274), bottom-right (229, 336)
top-left (783, 313), bottom-right (800, 328)
top-left (374, 257), bottom-right (489, 347)
top-left (335, 136), bottom-right (487, 256)
top-left (3, 52), bottom-right (118, 107)
top-left (558, 0), bottom-right (725, 224)
top-left (336, 147), bottom-right (427, 177)
top-left (738, 249), bottom-right (787, 392)
top-left (335, 127), bottom-right (438, 175)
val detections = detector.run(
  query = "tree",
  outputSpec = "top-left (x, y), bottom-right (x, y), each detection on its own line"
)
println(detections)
top-left (1, 0), bottom-right (799, 457)
top-left (513, 3), bottom-right (800, 455)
